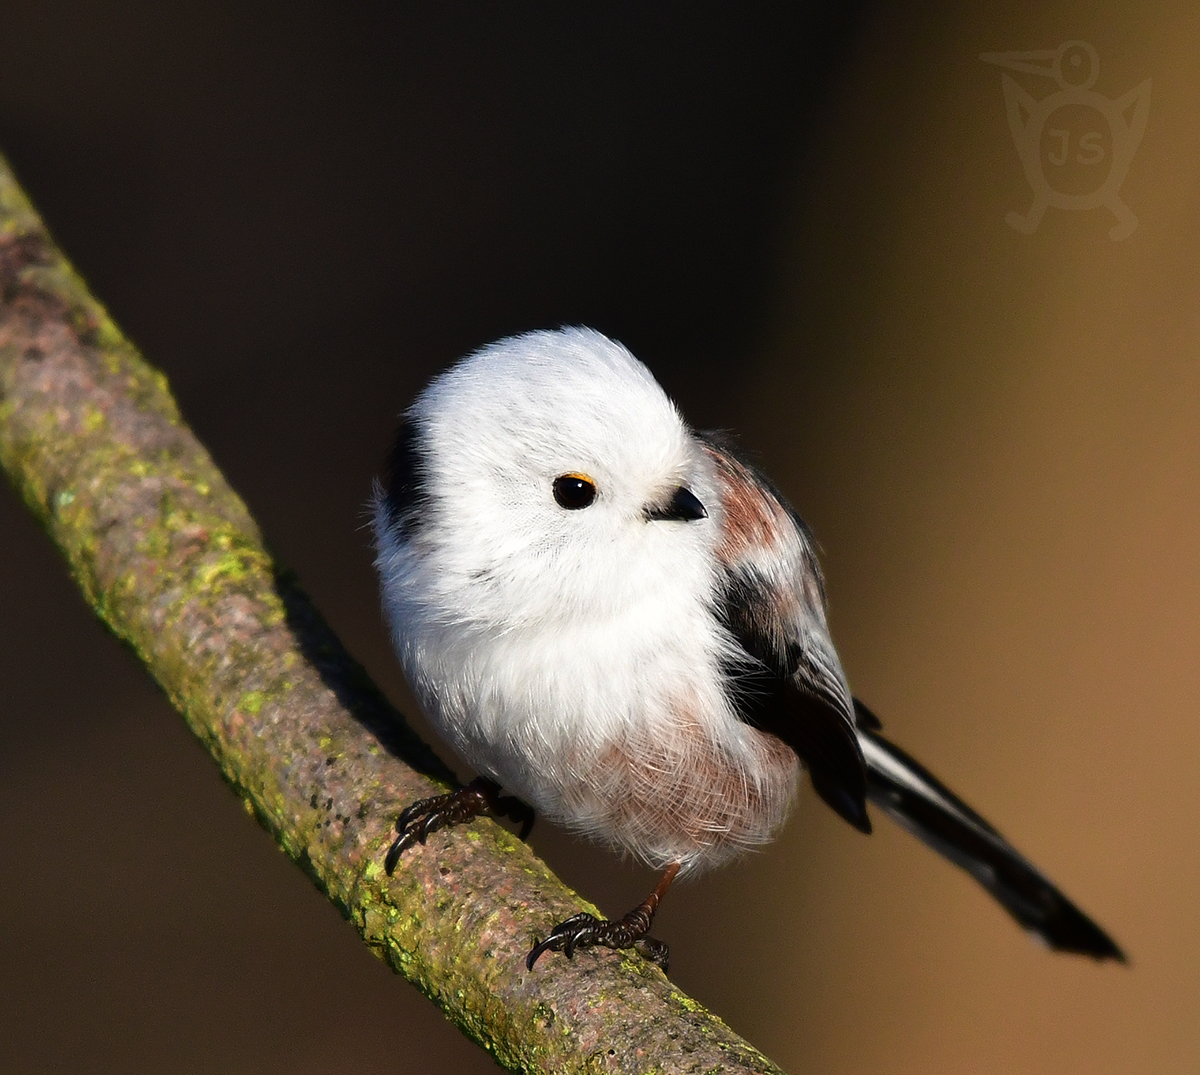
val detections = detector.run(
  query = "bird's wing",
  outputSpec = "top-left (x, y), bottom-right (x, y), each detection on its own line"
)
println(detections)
top-left (702, 437), bottom-right (871, 833)
top-left (701, 437), bottom-right (1123, 960)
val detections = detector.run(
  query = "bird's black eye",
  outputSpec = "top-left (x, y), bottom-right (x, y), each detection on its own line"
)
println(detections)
top-left (553, 473), bottom-right (597, 510)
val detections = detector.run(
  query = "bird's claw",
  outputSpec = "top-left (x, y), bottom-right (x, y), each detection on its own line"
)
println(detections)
top-left (526, 912), bottom-right (598, 968)
top-left (526, 911), bottom-right (670, 971)
top-left (383, 778), bottom-right (534, 875)
top-left (384, 791), bottom-right (458, 873)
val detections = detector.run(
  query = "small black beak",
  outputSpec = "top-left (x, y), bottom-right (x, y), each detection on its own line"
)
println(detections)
top-left (645, 485), bottom-right (707, 523)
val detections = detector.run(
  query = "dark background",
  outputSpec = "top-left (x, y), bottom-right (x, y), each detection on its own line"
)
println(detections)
top-left (2, 4), bottom-right (1196, 1073)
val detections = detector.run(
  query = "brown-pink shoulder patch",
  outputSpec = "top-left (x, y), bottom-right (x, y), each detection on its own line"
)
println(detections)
top-left (703, 444), bottom-right (789, 564)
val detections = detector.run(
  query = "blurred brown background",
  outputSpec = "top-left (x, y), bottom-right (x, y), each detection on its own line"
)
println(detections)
top-left (1, 3), bottom-right (1195, 1073)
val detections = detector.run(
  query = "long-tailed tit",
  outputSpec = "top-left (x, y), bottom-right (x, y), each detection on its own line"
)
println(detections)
top-left (373, 327), bottom-right (1124, 971)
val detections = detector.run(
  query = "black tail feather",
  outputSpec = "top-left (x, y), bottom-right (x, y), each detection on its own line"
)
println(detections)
top-left (856, 721), bottom-right (1125, 962)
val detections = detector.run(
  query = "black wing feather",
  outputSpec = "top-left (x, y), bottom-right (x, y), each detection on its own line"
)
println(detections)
top-left (716, 566), bottom-right (871, 834)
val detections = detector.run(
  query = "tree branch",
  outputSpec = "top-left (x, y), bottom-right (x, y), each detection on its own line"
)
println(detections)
top-left (0, 152), bottom-right (787, 1075)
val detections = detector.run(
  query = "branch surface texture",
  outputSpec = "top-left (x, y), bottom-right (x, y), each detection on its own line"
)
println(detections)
top-left (0, 153), bottom-right (786, 1075)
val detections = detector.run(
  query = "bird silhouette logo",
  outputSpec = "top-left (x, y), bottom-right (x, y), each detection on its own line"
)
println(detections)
top-left (980, 41), bottom-right (1150, 239)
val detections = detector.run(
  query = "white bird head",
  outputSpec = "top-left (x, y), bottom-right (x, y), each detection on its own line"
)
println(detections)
top-left (375, 328), bottom-right (719, 634)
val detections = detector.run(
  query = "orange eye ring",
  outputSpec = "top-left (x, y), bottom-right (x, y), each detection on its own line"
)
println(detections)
top-left (553, 473), bottom-right (597, 510)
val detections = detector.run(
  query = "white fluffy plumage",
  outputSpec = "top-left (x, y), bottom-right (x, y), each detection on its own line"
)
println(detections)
top-left (374, 328), bottom-right (799, 872)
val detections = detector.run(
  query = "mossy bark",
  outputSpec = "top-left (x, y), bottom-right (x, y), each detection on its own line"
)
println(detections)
top-left (0, 153), bottom-right (788, 1075)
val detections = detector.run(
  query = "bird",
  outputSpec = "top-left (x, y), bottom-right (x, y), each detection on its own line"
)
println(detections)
top-left (372, 326), bottom-right (1125, 972)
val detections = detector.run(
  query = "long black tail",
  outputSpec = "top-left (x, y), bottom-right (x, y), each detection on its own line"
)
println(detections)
top-left (853, 701), bottom-right (1125, 962)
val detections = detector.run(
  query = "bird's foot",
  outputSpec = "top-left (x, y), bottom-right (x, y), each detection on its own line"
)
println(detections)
top-left (384, 776), bottom-right (534, 874)
top-left (526, 863), bottom-right (679, 971)
top-left (526, 909), bottom-right (670, 972)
